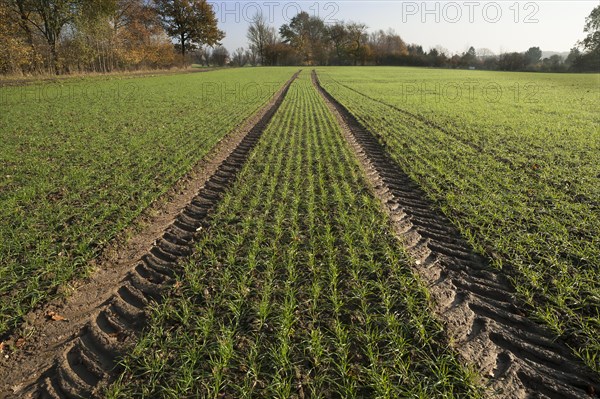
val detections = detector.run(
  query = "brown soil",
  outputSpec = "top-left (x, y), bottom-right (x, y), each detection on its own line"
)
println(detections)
top-left (0, 71), bottom-right (300, 399)
top-left (312, 70), bottom-right (600, 399)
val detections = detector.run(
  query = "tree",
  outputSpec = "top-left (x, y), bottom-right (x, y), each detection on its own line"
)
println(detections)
top-left (427, 47), bottom-right (447, 67)
top-left (345, 22), bottom-right (368, 66)
top-left (0, 1), bottom-right (33, 73)
top-left (497, 52), bottom-right (526, 71)
top-left (8, 0), bottom-right (39, 71)
top-left (231, 47), bottom-right (246, 67)
top-left (210, 44), bottom-right (228, 66)
top-left (114, 1), bottom-right (174, 69)
top-left (369, 29), bottom-right (408, 65)
top-left (580, 5), bottom-right (600, 53)
top-left (155, 0), bottom-right (224, 59)
top-left (244, 48), bottom-right (257, 66)
top-left (246, 13), bottom-right (276, 65)
top-left (14, 0), bottom-right (83, 73)
top-left (565, 47), bottom-right (581, 69)
top-left (326, 22), bottom-right (349, 65)
top-left (541, 55), bottom-right (564, 72)
top-left (524, 46), bottom-right (542, 65)
top-left (476, 48), bottom-right (494, 58)
top-left (461, 46), bottom-right (477, 67)
top-left (264, 41), bottom-right (298, 66)
top-left (279, 12), bottom-right (327, 65)
top-left (200, 46), bottom-right (211, 65)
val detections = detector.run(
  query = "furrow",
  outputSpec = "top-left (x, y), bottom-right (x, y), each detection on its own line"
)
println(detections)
top-left (312, 70), bottom-right (600, 399)
top-left (6, 71), bottom-right (301, 399)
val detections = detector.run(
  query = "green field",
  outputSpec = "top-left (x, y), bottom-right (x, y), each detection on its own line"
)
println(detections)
top-left (0, 68), bottom-right (295, 335)
top-left (108, 73), bottom-right (480, 399)
top-left (0, 67), bottom-right (598, 397)
top-left (317, 67), bottom-right (600, 370)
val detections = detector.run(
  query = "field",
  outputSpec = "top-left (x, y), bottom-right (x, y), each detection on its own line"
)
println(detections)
top-left (0, 68), bottom-right (295, 335)
top-left (0, 67), bottom-right (598, 398)
top-left (316, 67), bottom-right (600, 372)
top-left (107, 73), bottom-right (480, 398)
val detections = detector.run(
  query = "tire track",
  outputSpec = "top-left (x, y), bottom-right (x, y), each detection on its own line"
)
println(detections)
top-left (325, 75), bottom-right (516, 166)
top-left (1, 71), bottom-right (300, 399)
top-left (313, 70), bottom-right (600, 399)
top-left (325, 75), bottom-right (600, 208)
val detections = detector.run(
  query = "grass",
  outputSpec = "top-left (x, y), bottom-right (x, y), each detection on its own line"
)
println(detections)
top-left (316, 66), bottom-right (600, 371)
top-left (0, 67), bottom-right (296, 336)
top-left (108, 73), bottom-right (481, 398)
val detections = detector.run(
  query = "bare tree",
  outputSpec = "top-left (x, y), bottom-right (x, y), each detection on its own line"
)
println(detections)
top-left (246, 13), bottom-right (276, 65)
top-left (200, 46), bottom-right (211, 66)
top-left (210, 44), bottom-right (228, 66)
top-left (231, 47), bottom-right (247, 67)
top-left (476, 48), bottom-right (494, 58)
top-left (245, 48), bottom-right (257, 66)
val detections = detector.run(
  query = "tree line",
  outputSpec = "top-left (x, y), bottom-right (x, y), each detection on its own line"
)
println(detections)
top-left (242, 8), bottom-right (599, 72)
top-left (0, 0), bottom-right (223, 75)
top-left (1, 2), bottom-right (598, 75)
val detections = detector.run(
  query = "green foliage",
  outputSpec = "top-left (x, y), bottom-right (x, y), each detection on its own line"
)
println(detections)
top-left (318, 66), bottom-right (600, 371)
top-left (0, 67), bottom-right (294, 335)
top-left (108, 73), bottom-right (481, 398)
top-left (524, 46), bottom-right (542, 65)
top-left (581, 5), bottom-right (600, 53)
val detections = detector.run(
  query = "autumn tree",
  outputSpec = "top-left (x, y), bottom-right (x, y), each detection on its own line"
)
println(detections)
top-left (345, 22), bottom-right (368, 66)
top-left (326, 22), bottom-right (349, 64)
top-left (154, 0), bottom-right (224, 60)
top-left (22, 0), bottom-right (83, 73)
top-left (369, 29), bottom-right (408, 65)
top-left (0, 1), bottom-right (33, 73)
top-left (279, 12), bottom-right (328, 65)
top-left (114, 0), bottom-right (174, 69)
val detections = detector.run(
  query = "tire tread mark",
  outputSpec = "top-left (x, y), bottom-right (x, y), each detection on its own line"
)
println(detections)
top-left (32, 71), bottom-right (301, 399)
top-left (312, 70), bottom-right (600, 399)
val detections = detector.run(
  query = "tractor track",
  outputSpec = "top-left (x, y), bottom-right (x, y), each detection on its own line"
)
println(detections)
top-left (313, 70), bottom-right (600, 399)
top-left (0, 71), bottom-right (300, 399)
top-left (325, 75), bottom-right (597, 204)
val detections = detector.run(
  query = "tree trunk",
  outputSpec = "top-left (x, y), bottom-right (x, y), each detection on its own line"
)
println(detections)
top-left (50, 42), bottom-right (59, 75)
top-left (16, 0), bottom-right (37, 72)
top-left (180, 34), bottom-right (187, 67)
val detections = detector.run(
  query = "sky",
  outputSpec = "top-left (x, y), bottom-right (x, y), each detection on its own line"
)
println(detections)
top-left (207, 0), bottom-right (597, 56)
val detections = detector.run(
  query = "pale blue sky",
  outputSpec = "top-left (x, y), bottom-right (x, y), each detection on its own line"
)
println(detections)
top-left (208, 1), bottom-right (597, 55)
